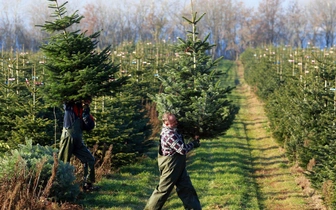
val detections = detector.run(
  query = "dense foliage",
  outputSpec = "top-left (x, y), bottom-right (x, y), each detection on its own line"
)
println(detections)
top-left (151, 12), bottom-right (236, 138)
top-left (241, 46), bottom-right (336, 208)
top-left (39, 0), bottom-right (127, 105)
top-left (0, 139), bottom-right (79, 203)
top-left (0, 1), bottom-right (176, 163)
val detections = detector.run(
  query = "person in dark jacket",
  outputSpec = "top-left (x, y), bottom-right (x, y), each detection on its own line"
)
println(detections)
top-left (58, 98), bottom-right (97, 191)
top-left (144, 112), bottom-right (201, 210)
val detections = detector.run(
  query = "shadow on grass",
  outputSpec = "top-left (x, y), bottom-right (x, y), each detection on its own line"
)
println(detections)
top-left (77, 105), bottom-right (288, 209)
top-left (77, 142), bottom-right (160, 209)
top-left (184, 139), bottom-right (263, 208)
top-left (187, 116), bottom-right (283, 209)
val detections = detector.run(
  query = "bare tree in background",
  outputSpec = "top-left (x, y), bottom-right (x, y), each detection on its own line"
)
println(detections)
top-left (223, 1), bottom-right (242, 59)
top-left (81, 3), bottom-right (99, 36)
top-left (237, 2), bottom-right (259, 48)
top-left (80, 0), bottom-right (135, 48)
top-left (130, 0), bottom-right (182, 42)
top-left (3, 0), bottom-right (336, 57)
top-left (0, 5), bottom-right (11, 49)
top-left (27, 0), bottom-right (51, 50)
top-left (254, 0), bottom-right (284, 45)
top-left (193, 0), bottom-right (222, 57)
top-left (130, 0), bottom-right (150, 41)
top-left (283, 0), bottom-right (309, 47)
top-left (145, 0), bottom-right (167, 42)
top-left (308, 0), bottom-right (336, 47)
top-left (0, 0), bottom-right (30, 50)
top-left (193, 0), bottom-right (242, 59)
top-left (160, 0), bottom-right (188, 42)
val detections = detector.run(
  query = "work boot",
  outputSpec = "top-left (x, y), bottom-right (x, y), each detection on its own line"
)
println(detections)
top-left (83, 182), bottom-right (100, 192)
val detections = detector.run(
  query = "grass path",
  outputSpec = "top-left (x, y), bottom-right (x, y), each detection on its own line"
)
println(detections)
top-left (233, 61), bottom-right (317, 210)
top-left (79, 60), bottom-right (323, 210)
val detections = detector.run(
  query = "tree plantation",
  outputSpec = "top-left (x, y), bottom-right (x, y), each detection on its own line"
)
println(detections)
top-left (241, 46), bottom-right (336, 209)
top-left (1, 0), bottom-right (336, 209)
top-left (0, 1), bottom-right (236, 209)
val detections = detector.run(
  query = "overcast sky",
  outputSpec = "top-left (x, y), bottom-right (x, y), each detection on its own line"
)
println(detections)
top-left (243, 0), bottom-right (260, 8)
top-left (0, 0), bottom-right (313, 22)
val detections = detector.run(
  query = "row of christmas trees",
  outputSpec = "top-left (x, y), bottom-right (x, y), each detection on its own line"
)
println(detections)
top-left (241, 45), bottom-right (336, 208)
top-left (0, 0), bottom-right (236, 169)
top-left (0, 36), bottom-right (171, 167)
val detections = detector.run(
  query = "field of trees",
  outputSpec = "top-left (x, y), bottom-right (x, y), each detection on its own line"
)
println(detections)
top-left (0, 0), bottom-right (237, 209)
top-left (241, 45), bottom-right (336, 208)
top-left (1, 0), bottom-right (336, 209)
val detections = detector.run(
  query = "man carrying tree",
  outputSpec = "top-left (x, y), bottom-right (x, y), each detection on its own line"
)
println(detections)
top-left (144, 112), bottom-right (202, 210)
top-left (39, 0), bottom-right (126, 191)
top-left (58, 97), bottom-right (98, 191)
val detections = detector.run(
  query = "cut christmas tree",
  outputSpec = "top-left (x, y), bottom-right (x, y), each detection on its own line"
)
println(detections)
top-left (39, 0), bottom-right (127, 105)
top-left (151, 11), bottom-right (236, 138)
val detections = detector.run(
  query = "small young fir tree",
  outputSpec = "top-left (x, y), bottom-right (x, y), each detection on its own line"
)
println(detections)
top-left (39, 0), bottom-right (127, 105)
top-left (152, 11), bottom-right (236, 138)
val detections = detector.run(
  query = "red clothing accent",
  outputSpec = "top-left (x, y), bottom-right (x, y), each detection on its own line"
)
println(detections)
top-left (73, 104), bottom-right (83, 118)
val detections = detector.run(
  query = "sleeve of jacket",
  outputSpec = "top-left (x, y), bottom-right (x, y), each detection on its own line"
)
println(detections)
top-left (63, 103), bottom-right (76, 128)
top-left (82, 104), bottom-right (95, 131)
top-left (165, 132), bottom-right (194, 155)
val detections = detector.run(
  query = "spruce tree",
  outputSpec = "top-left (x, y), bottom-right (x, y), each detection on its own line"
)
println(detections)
top-left (152, 12), bottom-right (235, 138)
top-left (39, 0), bottom-right (126, 104)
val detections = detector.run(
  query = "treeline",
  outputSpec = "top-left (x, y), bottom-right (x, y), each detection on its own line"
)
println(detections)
top-left (241, 46), bottom-right (336, 208)
top-left (1, 0), bottom-right (336, 59)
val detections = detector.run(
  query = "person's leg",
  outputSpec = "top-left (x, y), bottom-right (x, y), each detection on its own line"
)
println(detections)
top-left (72, 139), bottom-right (95, 184)
top-left (58, 128), bottom-right (74, 163)
top-left (175, 169), bottom-right (201, 210)
top-left (144, 155), bottom-right (185, 210)
top-left (144, 175), bottom-right (175, 210)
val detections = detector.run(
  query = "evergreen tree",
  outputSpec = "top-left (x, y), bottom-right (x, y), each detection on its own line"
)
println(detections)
top-left (0, 52), bottom-right (54, 149)
top-left (10, 97), bottom-right (54, 146)
top-left (151, 12), bottom-right (236, 138)
top-left (0, 85), bottom-right (16, 149)
top-left (88, 88), bottom-right (151, 168)
top-left (39, 0), bottom-right (126, 105)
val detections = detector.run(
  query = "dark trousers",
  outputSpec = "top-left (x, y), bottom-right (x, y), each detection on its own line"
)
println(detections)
top-left (145, 153), bottom-right (201, 210)
top-left (58, 124), bottom-right (95, 183)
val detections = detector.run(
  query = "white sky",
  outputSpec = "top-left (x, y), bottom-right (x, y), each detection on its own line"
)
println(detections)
top-left (0, 0), bottom-right (313, 22)
top-left (243, 0), bottom-right (260, 8)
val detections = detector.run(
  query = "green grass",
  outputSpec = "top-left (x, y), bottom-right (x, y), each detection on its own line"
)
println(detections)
top-left (79, 136), bottom-right (260, 210)
top-left (77, 145), bottom-right (160, 209)
top-left (77, 60), bottom-right (311, 210)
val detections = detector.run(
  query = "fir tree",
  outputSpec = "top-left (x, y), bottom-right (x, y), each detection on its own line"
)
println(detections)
top-left (0, 52), bottom-right (54, 149)
top-left (39, 0), bottom-right (126, 104)
top-left (0, 86), bottom-right (16, 148)
top-left (88, 89), bottom-right (151, 168)
top-left (152, 11), bottom-right (236, 138)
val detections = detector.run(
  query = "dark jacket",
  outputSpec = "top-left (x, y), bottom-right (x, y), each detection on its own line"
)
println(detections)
top-left (63, 102), bottom-right (95, 131)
